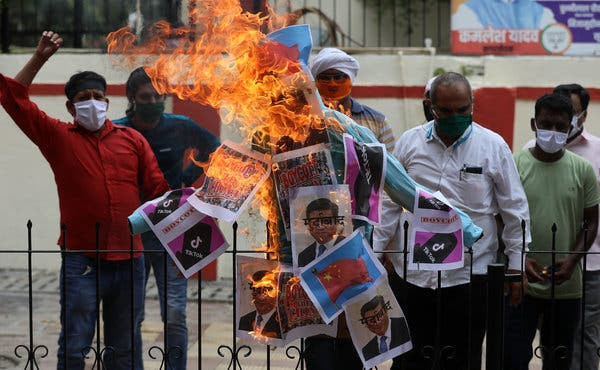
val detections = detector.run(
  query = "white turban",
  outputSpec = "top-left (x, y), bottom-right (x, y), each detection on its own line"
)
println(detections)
top-left (310, 48), bottom-right (360, 83)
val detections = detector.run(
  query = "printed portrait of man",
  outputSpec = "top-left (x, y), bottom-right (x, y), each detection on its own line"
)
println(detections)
top-left (298, 198), bottom-right (345, 267)
top-left (360, 295), bottom-right (410, 361)
top-left (238, 270), bottom-right (282, 338)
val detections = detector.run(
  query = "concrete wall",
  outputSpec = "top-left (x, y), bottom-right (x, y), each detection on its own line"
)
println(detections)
top-left (1, 51), bottom-right (600, 276)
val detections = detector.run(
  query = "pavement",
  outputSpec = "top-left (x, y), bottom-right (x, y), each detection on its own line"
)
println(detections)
top-left (0, 269), bottom-right (543, 369)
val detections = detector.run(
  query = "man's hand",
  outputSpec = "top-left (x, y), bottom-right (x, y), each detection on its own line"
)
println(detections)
top-left (552, 257), bottom-right (577, 285)
top-left (34, 31), bottom-right (63, 62)
top-left (504, 269), bottom-right (527, 306)
top-left (15, 31), bottom-right (63, 87)
top-left (524, 257), bottom-right (545, 283)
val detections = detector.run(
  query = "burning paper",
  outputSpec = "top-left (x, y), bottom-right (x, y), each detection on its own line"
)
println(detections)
top-left (276, 266), bottom-right (338, 341)
top-left (236, 256), bottom-right (285, 345)
top-left (343, 279), bottom-right (412, 369)
top-left (136, 189), bottom-right (229, 278)
top-left (187, 140), bottom-right (271, 222)
top-left (343, 134), bottom-right (386, 225)
top-left (289, 184), bottom-right (352, 270)
top-left (299, 229), bottom-right (387, 323)
top-left (409, 188), bottom-right (464, 271)
top-left (272, 144), bottom-right (337, 240)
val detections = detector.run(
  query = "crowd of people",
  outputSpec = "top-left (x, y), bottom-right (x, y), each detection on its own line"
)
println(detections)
top-left (1, 30), bottom-right (599, 370)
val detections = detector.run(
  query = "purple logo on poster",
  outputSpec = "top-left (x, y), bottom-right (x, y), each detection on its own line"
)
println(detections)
top-left (413, 230), bottom-right (462, 264)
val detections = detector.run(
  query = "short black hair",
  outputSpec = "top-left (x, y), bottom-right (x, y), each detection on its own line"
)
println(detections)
top-left (553, 84), bottom-right (590, 112)
top-left (429, 72), bottom-right (472, 104)
top-left (64, 71), bottom-right (106, 101)
top-left (306, 198), bottom-right (339, 218)
top-left (360, 295), bottom-right (385, 317)
top-left (126, 67), bottom-right (152, 100)
top-left (535, 93), bottom-right (573, 119)
top-left (125, 67), bottom-right (153, 117)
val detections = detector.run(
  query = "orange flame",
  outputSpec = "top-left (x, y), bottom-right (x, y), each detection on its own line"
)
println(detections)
top-left (107, 1), bottom-right (343, 266)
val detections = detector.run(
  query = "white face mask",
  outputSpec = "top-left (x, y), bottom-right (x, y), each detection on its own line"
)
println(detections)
top-left (568, 111), bottom-right (585, 139)
top-left (535, 121), bottom-right (568, 154)
top-left (74, 99), bottom-right (107, 132)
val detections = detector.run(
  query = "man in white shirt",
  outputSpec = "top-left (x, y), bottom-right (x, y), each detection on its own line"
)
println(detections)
top-left (452, 0), bottom-right (556, 30)
top-left (374, 72), bottom-right (531, 369)
top-left (524, 84), bottom-right (600, 370)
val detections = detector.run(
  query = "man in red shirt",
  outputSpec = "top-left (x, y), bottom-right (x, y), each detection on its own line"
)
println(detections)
top-left (0, 31), bottom-right (169, 369)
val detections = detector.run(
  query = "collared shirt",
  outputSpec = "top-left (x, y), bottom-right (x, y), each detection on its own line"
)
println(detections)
top-left (254, 308), bottom-right (275, 333)
top-left (350, 98), bottom-right (395, 152)
top-left (525, 130), bottom-right (600, 271)
top-left (374, 121), bottom-right (531, 289)
top-left (113, 114), bottom-right (220, 189)
top-left (0, 75), bottom-right (169, 260)
top-left (313, 238), bottom-right (336, 261)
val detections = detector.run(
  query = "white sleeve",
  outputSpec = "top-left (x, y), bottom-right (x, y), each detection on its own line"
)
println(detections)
top-left (539, 8), bottom-right (557, 29)
top-left (373, 195), bottom-right (403, 252)
top-left (492, 143), bottom-right (531, 271)
top-left (451, 4), bottom-right (484, 30)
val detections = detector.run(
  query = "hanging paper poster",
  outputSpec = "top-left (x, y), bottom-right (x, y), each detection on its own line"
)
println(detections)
top-left (343, 134), bottom-right (386, 225)
top-left (272, 144), bottom-right (337, 240)
top-left (236, 256), bottom-right (285, 346)
top-left (451, 0), bottom-right (600, 55)
top-left (343, 279), bottom-right (412, 369)
top-left (276, 267), bottom-right (338, 342)
top-left (299, 229), bottom-right (387, 323)
top-left (409, 188), bottom-right (464, 271)
top-left (289, 184), bottom-right (353, 270)
top-left (137, 190), bottom-right (229, 278)
top-left (187, 140), bottom-right (271, 222)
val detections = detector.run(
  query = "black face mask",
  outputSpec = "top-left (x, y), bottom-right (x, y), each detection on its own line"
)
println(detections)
top-left (423, 101), bottom-right (434, 122)
top-left (135, 101), bottom-right (165, 123)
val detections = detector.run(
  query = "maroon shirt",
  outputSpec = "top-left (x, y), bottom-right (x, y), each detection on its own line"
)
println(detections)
top-left (0, 75), bottom-right (169, 260)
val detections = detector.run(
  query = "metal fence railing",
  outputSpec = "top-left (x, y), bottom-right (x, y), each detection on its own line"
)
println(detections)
top-left (0, 0), bottom-right (451, 53)
top-left (1, 218), bottom-right (598, 369)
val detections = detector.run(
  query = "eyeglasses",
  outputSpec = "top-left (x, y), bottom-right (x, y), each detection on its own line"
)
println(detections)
top-left (303, 216), bottom-right (344, 228)
top-left (316, 73), bottom-right (348, 82)
top-left (250, 286), bottom-right (274, 295)
top-left (360, 301), bottom-right (392, 325)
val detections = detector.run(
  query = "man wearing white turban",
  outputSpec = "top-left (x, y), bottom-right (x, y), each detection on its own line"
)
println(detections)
top-left (311, 47), bottom-right (395, 152)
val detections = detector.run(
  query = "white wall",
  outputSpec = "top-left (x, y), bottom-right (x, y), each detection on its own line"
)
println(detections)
top-left (2, 51), bottom-right (600, 275)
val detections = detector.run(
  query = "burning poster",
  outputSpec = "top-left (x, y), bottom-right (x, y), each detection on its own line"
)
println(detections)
top-left (289, 184), bottom-right (353, 270)
top-left (276, 266), bottom-right (338, 341)
top-left (409, 188), bottom-right (464, 271)
top-left (236, 256), bottom-right (285, 346)
top-left (343, 134), bottom-right (386, 225)
top-left (137, 189), bottom-right (229, 278)
top-left (187, 140), bottom-right (271, 222)
top-left (299, 229), bottom-right (387, 323)
top-left (272, 144), bottom-right (337, 240)
top-left (343, 279), bottom-right (412, 369)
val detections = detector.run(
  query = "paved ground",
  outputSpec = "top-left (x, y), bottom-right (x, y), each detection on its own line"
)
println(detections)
top-left (0, 269), bottom-right (543, 369)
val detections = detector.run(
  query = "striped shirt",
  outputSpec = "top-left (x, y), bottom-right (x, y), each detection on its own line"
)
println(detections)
top-left (350, 98), bottom-right (395, 152)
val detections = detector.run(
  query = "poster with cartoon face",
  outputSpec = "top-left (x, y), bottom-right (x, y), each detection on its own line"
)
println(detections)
top-left (343, 280), bottom-right (412, 369)
top-left (289, 184), bottom-right (353, 271)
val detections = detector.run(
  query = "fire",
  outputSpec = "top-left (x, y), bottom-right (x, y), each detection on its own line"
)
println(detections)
top-left (107, 2), bottom-right (340, 322)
